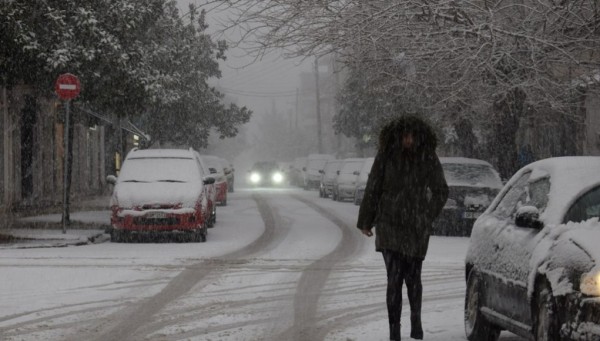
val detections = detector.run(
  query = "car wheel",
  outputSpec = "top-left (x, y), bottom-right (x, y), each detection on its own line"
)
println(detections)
top-left (110, 229), bottom-right (121, 243)
top-left (464, 270), bottom-right (500, 341)
top-left (533, 280), bottom-right (561, 341)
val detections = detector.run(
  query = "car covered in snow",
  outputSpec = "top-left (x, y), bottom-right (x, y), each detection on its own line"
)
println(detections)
top-left (199, 154), bottom-right (229, 206)
top-left (319, 159), bottom-right (343, 198)
top-left (464, 156), bottom-right (600, 341)
top-left (248, 161), bottom-right (285, 187)
top-left (432, 157), bottom-right (503, 236)
top-left (353, 157), bottom-right (375, 206)
top-left (332, 158), bottom-right (366, 202)
top-left (303, 153), bottom-right (335, 190)
top-left (219, 157), bottom-right (235, 193)
top-left (107, 148), bottom-right (215, 242)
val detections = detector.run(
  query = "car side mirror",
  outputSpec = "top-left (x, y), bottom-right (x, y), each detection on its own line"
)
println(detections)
top-left (318, 170), bottom-right (324, 174)
top-left (107, 175), bottom-right (117, 185)
top-left (353, 171), bottom-right (360, 176)
top-left (515, 206), bottom-right (544, 229)
top-left (302, 167), bottom-right (307, 171)
top-left (203, 177), bottom-right (216, 185)
top-left (336, 170), bottom-right (340, 175)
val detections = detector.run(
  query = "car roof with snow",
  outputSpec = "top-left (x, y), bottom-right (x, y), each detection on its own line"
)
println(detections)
top-left (126, 148), bottom-right (196, 159)
top-left (492, 156), bottom-right (600, 224)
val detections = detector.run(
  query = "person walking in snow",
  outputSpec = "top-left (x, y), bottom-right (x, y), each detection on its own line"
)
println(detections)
top-left (357, 115), bottom-right (448, 341)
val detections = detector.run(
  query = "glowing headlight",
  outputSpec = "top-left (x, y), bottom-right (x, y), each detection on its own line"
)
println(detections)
top-left (272, 172), bottom-right (284, 183)
top-left (581, 272), bottom-right (600, 296)
top-left (250, 173), bottom-right (261, 184)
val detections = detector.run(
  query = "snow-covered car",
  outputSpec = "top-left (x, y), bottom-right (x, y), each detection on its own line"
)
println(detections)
top-left (464, 156), bottom-right (600, 341)
top-left (353, 157), bottom-right (375, 206)
top-left (107, 148), bottom-right (215, 242)
top-left (432, 157), bottom-right (503, 236)
top-left (199, 155), bottom-right (229, 206)
top-left (303, 153), bottom-right (334, 190)
top-left (290, 157), bottom-right (307, 187)
top-left (332, 158), bottom-right (366, 202)
top-left (194, 152), bottom-right (217, 227)
top-left (219, 157), bottom-right (235, 193)
top-left (248, 161), bottom-right (285, 187)
top-left (319, 159), bottom-right (343, 198)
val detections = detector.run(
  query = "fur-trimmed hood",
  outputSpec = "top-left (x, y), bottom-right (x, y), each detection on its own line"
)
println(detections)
top-left (378, 115), bottom-right (438, 156)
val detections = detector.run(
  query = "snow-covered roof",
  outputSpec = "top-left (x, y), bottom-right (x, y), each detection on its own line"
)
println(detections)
top-left (439, 157), bottom-right (494, 166)
top-left (126, 148), bottom-right (195, 160)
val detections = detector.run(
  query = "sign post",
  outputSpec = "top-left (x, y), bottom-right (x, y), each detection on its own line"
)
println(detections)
top-left (55, 73), bottom-right (81, 234)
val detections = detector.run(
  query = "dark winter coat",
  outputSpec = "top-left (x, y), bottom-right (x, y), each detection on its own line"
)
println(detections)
top-left (356, 116), bottom-right (449, 258)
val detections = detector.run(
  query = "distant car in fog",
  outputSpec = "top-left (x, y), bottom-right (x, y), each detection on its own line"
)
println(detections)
top-left (353, 157), bottom-right (375, 205)
top-left (432, 157), bottom-right (503, 236)
top-left (332, 158), bottom-right (366, 202)
top-left (319, 159), bottom-right (343, 198)
top-left (290, 157), bottom-right (307, 187)
top-left (219, 158), bottom-right (235, 193)
top-left (303, 154), bottom-right (335, 190)
top-left (199, 155), bottom-right (229, 206)
top-left (107, 148), bottom-right (215, 243)
top-left (248, 161), bottom-right (285, 187)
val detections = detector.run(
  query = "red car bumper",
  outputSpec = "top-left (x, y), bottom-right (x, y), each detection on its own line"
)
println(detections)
top-left (111, 208), bottom-right (204, 231)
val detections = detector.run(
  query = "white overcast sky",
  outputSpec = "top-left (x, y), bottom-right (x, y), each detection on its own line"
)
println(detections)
top-left (177, 0), bottom-right (313, 116)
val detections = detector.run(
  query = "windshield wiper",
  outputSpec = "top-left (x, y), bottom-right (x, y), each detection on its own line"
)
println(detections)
top-left (122, 180), bottom-right (148, 183)
top-left (156, 179), bottom-right (186, 183)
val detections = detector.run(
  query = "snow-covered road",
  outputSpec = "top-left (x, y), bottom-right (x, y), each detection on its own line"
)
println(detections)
top-left (0, 188), bottom-right (525, 340)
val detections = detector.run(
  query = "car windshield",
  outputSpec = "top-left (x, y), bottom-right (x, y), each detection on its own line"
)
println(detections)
top-left (253, 162), bottom-right (279, 172)
top-left (324, 162), bottom-right (342, 176)
top-left (119, 157), bottom-right (200, 183)
top-left (341, 161), bottom-right (364, 174)
top-left (442, 163), bottom-right (502, 188)
top-left (308, 159), bottom-right (329, 170)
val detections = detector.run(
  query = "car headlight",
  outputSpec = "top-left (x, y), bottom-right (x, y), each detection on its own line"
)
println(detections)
top-left (581, 272), bottom-right (600, 296)
top-left (250, 173), bottom-right (261, 184)
top-left (272, 172), bottom-right (284, 183)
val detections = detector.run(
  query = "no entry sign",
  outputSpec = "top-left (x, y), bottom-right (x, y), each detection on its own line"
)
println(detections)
top-left (55, 73), bottom-right (81, 100)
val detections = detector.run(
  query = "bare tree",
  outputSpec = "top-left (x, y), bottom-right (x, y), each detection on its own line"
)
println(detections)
top-left (214, 0), bottom-right (600, 174)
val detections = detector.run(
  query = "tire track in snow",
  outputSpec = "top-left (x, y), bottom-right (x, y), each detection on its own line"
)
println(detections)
top-left (275, 194), bottom-right (365, 341)
top-left (62, 193), bottom-right (286, 341)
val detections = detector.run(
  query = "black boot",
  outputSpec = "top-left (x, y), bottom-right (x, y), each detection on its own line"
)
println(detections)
top-left (410, 314), bottom-right (423, 339)
top-left (390, 323), bottom-right (400, 341)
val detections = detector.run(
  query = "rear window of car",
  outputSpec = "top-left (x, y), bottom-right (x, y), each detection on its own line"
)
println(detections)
top-left (564, 185), bottom-right (600, 223)
top-left (341, 161), bottom-right (364, 174)
top-left (442, 163), bottom-right (502, 188)
top-left (119, 157), bottom-right (201, 183)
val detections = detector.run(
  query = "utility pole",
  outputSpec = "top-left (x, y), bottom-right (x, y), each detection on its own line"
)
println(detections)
top-left (314, 57), bottom-right (323, 153)
top-left (295, 88), bottom-right (299, 129)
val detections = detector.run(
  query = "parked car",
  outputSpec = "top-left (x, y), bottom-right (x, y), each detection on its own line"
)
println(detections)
top-left (290, 157), bottom-right (307, 187)
top-left (248, 161), bottom-right (285, 187)
top-left (432, 157), bottom-right (503, 236)
top-left (353, 157), bottom-right (375, 205)
top-left (199, 155), bottom-right (229, 206)
top-left (332, 158), bottom-right (365, 202)
top-left (319, 159), bottom-right (343, 198)
top-left (194, 152), bottom-right (217, 227)
top-left (219, 158), bottom-right (235, 193)
top-left (107, 148), bottom-right (215, 243)
top-left (464, 156), bottom-right (600, 341)
top-left (303, 154), bottom-right (335, 190)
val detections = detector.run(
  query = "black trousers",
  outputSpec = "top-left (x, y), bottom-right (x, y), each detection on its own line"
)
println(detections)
top-left (382, 250), bottom-right (423, 325)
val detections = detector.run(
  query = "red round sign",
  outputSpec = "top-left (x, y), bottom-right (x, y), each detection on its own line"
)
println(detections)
top-left (55, 73), bottom-right (81, 100)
